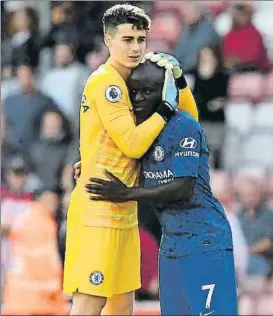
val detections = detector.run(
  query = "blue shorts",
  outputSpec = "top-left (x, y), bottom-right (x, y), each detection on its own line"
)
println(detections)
top-left (159, 250), bottom-right (238, 316)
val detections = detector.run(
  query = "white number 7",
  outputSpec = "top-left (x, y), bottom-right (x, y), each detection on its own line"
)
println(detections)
top-left (202, 284), bottom-right (215, 309)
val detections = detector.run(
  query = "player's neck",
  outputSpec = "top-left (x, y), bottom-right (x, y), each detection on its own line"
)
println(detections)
top-left (110, 59), bottom-right (131, 81)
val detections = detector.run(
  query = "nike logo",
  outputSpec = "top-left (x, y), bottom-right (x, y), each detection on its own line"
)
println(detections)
top-left (199, 311), bottom-right (214, 316)
top-left (83, 105), bottom-right (89, 113)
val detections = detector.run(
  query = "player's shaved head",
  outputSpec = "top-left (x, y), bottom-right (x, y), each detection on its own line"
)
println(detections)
top-left (128, 60), bottom-right (165, 124)
top-left (131, 60), bottom-right (165, 85)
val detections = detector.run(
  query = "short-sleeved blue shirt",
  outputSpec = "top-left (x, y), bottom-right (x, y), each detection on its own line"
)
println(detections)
top-left (141, 111), bottom-right (233, 257)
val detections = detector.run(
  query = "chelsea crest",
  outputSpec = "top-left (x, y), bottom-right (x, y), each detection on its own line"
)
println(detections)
top-left (153, 146), bottom-right (164, 162)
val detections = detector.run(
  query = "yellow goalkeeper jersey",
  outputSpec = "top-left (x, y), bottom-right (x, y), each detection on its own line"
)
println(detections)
top-left (70, 58), bottom-right (198, 230)
top-left (71, 58), bottom-right (166, 229)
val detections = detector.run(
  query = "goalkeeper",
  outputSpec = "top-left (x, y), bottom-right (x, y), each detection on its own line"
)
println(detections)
top-left (64, 3), bottom-right (198, 316)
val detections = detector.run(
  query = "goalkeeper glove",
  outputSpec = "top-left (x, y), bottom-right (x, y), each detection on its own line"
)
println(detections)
top-left (156, 69), bottom-right (179, 122)
top-left (144, 52), bottom-right (183, 79)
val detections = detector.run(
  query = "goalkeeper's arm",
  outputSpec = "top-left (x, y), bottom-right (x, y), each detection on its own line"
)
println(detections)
top-left (94, 72), bottom-right (177, 159)
top-left (177, 74), bottom-right (199, 121)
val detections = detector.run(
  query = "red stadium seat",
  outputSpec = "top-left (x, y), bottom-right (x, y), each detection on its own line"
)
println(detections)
top-left (149, 11), bottom-right (183, 47)
top-left (228, 73), bottom-right (265, 103)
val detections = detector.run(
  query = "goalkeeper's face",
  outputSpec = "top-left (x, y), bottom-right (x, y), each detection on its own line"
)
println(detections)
top-left (105, 24), bottom-right (146, 69)
top-left (128, 61), bottom-right (164, 125)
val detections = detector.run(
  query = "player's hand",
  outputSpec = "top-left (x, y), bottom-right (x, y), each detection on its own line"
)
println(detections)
top-left (85, 170), bottom-right (129, 202)
top-left (144, 52), bottom-right (182, 79)
top-left (73, 161), bottom-right (81, 180)
top-left (162, 69), bottom-right (179, 110)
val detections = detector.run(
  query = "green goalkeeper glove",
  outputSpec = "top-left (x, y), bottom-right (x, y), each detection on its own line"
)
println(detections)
top-left (144, 52), bottom-right (183, 79)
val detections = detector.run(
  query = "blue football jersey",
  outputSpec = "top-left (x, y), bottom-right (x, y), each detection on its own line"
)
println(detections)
top-left (141, 111), bottom-right (233, 257)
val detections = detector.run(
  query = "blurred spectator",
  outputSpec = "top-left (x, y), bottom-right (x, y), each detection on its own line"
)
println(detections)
top-left (36, 188), bottom-right (61, 225)
top-left (1, 76), bottom-right (21, 102)
top-left (237, 178), bottom-right (273, 279)
top-left (40, 42), bottom-right (89, 134)
top-left (61, 139), bottom-right (80, 191)
top-left (193, 45), bottom-right (229, 168)
top-left (3, 64), bottom-right (59, 153)
top-left (222, 4), bottom-right (272, 73)
top-left (210, 171), bottom-right (249, 283)
top-left (28, 109), bottom-right (72, 191)
top-left (1, 6), bottom-right (40, 79)
top-left (1, 189), bottom-right (69, 316)
top-left (136, 227), bottom-right (159, 301)
top-left (86, 39), bottom-right (109, 72)
top-left (1, 155), bottom-right (32, 296)
top-left (236, 176), bottom-right (273, 315)
top-left (42, 1), bottom-right (115, 64)
top-left (72, 1), bottom-right (111, 63)
top-left (41, 2), bottom-right (79, 58)
top-left (1, 114), bottom-right (20, 184)
top-left (1, 155), bottom-right (32, 200)
top-left (172, 1), bottom-right (219, 73)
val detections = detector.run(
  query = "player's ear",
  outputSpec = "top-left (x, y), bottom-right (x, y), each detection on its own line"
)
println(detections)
top-left (104, 33), bottom-right (112, 48)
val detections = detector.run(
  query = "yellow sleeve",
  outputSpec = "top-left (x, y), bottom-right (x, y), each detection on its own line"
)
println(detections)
top-left (93, 79), bottom-right (166, 159)
top-left (178, 86), bottom-right (199, 122)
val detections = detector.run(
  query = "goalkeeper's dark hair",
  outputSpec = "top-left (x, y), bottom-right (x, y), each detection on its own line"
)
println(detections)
top-left (102, 4), bottom-right (151, 35)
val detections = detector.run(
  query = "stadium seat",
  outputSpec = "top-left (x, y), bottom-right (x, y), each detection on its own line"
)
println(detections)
top-left (239, 131), bottom-right (273, 169)
top-left (225, 101), bottom-right (253, 133)
top-left (253, 101), bottom-right (273, 129)
top-left (253, 2), bottom-right (273, 60)
top-left (148, 11), bottom-right (182, 47)
top-left (214, 11), bottom-right (232, 37)
top-left (228, 73), bottom-right (265, 103)
top-left (224, 101), bottom-right (254, 170)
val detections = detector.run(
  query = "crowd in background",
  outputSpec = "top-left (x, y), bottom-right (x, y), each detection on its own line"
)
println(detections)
top-left (1, 1), bottom-right (273, 315)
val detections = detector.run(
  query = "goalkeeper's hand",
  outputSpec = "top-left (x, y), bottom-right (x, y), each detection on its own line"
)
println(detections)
top-left (144, 52), bottom-right (183, 79)
top-left (156, 69), bottom-right (179, 122)
top-left (162, 69), bottom-right (178, 109)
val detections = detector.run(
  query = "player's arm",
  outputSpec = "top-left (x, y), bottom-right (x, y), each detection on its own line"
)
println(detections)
top-left (93, 71), bottom-right (177, 159)
top-left (86, 171), bottom-right (194, 203)
top-left (86, 119), bottom-right (201, 203)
